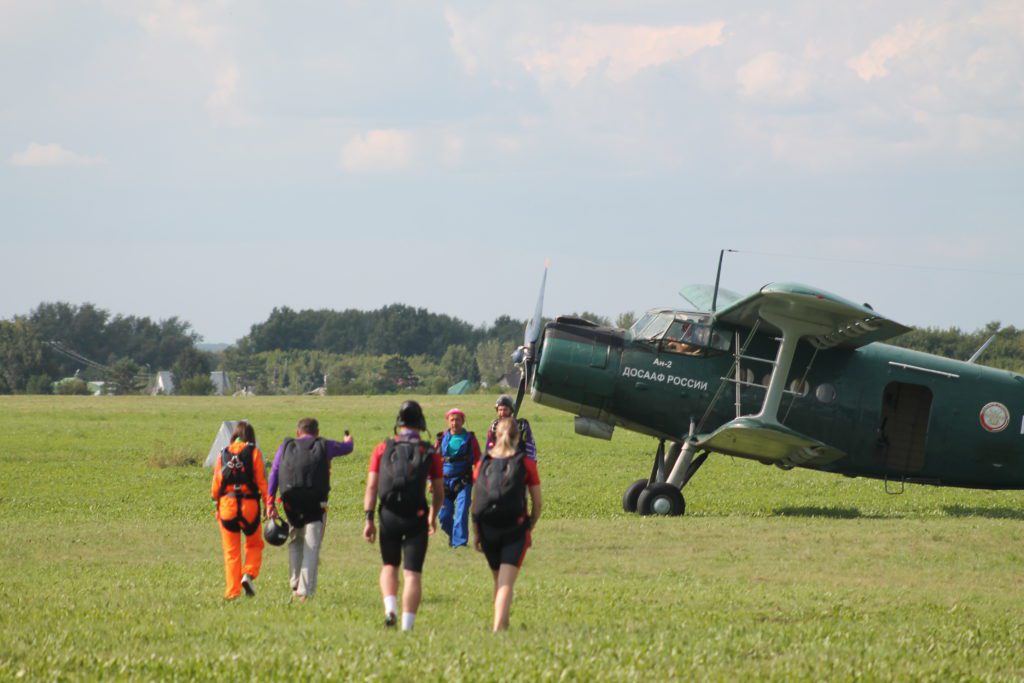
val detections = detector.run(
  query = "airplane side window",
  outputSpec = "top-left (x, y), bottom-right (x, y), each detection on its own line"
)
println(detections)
top-left (663, 320), bottom-right (702, 355)
top-left (708, 329), bottom-right (731, 352)
top-left (815, 383), bottom-right (837, 403)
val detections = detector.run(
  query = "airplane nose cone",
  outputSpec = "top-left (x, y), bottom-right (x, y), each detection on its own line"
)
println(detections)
top-left (511, 347), bottom-right (526, 364)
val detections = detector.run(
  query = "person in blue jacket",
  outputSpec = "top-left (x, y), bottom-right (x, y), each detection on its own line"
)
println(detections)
top-left (434, 408), bottom-right (482, 549)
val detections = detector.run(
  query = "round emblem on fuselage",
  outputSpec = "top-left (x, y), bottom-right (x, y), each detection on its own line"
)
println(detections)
top-left (979, 402), bottom-right (1010, 433)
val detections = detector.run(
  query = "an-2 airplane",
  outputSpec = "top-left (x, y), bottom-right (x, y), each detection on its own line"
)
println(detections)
top-left (511, 267), bottom-right (1024, 516)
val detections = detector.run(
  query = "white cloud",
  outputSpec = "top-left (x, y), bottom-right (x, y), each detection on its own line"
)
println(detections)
top-left (205, 63), bottom-right (251, 126)
top-left (521, 22), bottom-right (726, 86)
top-left (340, 130), bottom-right (415, 173)
top-left (445, 7), bottom-right (481, 76)
top-left (135, 1), bottom-right (222, 50)
top-left (847, 21), bottom-right (946, 82)
top-left (106, 0), bottom-right (249, 125)
top-left (736, 51), bottom-right (812, 102)
top-left (9, 143), bottom-right (104, 167)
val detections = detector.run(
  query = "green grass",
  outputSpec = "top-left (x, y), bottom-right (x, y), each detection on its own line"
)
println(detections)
top-left (2, 395), bottom-right (1024, 681)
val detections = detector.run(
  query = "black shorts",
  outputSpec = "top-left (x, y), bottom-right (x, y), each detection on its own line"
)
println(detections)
top-left (379, 507), bottom-right (429, 572)
top-left (478, 522), bottom-right (531, 572)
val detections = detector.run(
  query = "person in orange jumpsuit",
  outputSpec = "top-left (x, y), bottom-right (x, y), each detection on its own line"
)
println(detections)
top-left (210, 421), bottom-right (271, 600)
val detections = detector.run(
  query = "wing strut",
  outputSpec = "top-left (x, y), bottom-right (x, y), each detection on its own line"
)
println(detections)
top-left (753, 306), bottom-right (835, 424)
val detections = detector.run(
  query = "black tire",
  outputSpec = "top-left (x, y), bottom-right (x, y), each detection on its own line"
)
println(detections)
top-left (636, 483), bottom-right (686, 517)
top-left (621, 479), bottom-right (648, 513)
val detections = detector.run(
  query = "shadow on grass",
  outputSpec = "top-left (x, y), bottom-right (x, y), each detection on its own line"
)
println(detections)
top-left (942, 505), bottom-right (1024, 520)
top-left (773, 506), bottom-right (863, 519)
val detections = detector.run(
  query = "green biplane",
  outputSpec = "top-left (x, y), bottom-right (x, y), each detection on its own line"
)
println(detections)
top-left (512, 269), bottom-right (1024, 515)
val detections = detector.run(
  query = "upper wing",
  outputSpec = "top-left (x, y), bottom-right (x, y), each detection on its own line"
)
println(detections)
top-left (712, 282), bottom-right (911, 349)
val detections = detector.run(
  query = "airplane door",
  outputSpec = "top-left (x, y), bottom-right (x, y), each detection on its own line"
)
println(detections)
top-left (876, 382), bottom-right (932, 473)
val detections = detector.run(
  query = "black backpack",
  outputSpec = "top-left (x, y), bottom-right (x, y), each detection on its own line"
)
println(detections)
top-left (471, 453), bottom-right (527, 527)
top-left (217, 444), bottom-right (261, 535)
top-left (278, 438), bottom-right (330, 526)
top-left (377, 438), bottom-right (433, 515)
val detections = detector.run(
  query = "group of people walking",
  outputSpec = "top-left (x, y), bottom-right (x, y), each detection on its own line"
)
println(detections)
top-left (209, 396), bottom-right (542, 632)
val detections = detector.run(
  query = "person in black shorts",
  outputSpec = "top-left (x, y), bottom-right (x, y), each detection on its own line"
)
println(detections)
top-left (472, 416), bottom-right (542, 632)
top-left (362, 400), bottom-right (443, 631)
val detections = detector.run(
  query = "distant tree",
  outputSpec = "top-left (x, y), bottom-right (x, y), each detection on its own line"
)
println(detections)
top-left (0, 319), bottom-right (43, 393)
top-left (107, 358), bottom-right (148, 395)
top-left (222, 340), bottom-right (266, 392)
top-left (485, 315), bottom-right (527, 344)
top-left (25, 374), bottom-right (52, 395)
top-left (615, 311), bottom-right (637, 330)
top-left (378, 355), bottom-right (418, 393)
top-left (475, 339), bottom-right (517, 384)
top-left (568, 311), bottom-right (612, 327)
top-left (893, 322), bottom-right (1024, 373)
top-left (440, 344), bottom-right (480, 385)
top-left (172, 347), bottom-right (212, 383)
top-left (243, 304), bottom-right (478, 358)
top-left (178, 374), bottom-right (215, 396)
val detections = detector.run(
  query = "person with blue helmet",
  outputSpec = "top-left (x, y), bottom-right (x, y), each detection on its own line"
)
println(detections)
top-left (434, 408), bottom-right (482, 549)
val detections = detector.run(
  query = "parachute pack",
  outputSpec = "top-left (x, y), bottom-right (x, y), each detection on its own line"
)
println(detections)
top-left (217, 444), bottom-right (261, 535)
top-left (377, 438), bottom-right (433, 515)
top-left (278, 438), bottom-right (330, 527)
top-left (471, 453), bottom-right (527, 527)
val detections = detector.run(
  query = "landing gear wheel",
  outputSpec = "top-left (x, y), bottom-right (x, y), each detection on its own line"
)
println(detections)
top-left (637, 483), bottom-right (686, 517)
top-left (622, 479), bottom-right (648, 513)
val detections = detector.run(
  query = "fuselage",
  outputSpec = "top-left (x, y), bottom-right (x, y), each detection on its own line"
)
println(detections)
top-left (533, 315), bottom-right (1024, 489)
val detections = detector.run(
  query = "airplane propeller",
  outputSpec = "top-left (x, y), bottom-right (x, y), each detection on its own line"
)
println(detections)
top-left (512, 262), bottom-right (548, 416)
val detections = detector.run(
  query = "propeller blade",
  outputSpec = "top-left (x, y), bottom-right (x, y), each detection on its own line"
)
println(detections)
top-left (514, 261), bottom-right (549, 417)
top-left (513, 369), bottom-right (527, 417)
top-left (523, 262), bottom-right (548, 346)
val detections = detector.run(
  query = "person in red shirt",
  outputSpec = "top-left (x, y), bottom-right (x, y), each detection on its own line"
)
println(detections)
top-left (472, 416), bottom-right (542, 632)
top-left (362, 400), bottom-right (443, 631)
top-left (210, 421), bottom-right (271, 600)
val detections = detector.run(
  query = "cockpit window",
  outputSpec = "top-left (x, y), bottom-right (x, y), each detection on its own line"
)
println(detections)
top-left (629, 311), bottom-right (732, 355)
top-left (633, 312), bottom-right (673, 340)
top-left (628, 312), bottom-right (657, 338)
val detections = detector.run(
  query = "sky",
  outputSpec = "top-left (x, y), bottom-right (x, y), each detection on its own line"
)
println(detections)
top-left (2, 1), bottom-right (1022, 344)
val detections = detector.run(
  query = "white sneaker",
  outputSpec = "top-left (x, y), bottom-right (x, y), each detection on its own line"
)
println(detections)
top-left (241, 574), bottom-right (256, 597)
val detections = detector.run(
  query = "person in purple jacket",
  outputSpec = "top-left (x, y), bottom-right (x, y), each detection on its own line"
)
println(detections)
top-left (267, 417), bottom-right (354, 601)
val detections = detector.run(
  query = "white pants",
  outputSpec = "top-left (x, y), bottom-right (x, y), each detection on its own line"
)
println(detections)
top-left (288, 518), bottom-right (325, 597)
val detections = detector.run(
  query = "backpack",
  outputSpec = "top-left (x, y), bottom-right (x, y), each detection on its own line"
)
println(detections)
top-left (217, 444), bottom-right (261, 535)
top-left (471, 453), bottom-right (527, 527)
top-left (278, 438), bottom-right (330, 527)
top-left (377, 438), bottom-right (433, 515)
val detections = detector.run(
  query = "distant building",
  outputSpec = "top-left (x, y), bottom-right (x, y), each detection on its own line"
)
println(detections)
top-left (447, 379), bottom-right (472, 395)
top-left (497, 371), bottom-right (520, 389)
top-left (209, 371), bottom-right (230, 396)
top-left (151, 371), bottom-right (175, 395)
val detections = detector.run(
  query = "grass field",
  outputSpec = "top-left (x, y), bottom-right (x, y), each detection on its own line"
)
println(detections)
top-left (3, 395), bottom-right (1024, 681)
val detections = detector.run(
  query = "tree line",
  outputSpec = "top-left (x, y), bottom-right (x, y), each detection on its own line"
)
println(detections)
top-left (2, 301), bottom-right (1024, 395)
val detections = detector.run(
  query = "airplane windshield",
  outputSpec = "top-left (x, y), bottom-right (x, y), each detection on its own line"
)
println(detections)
top-left (633, 312), bottom-right (674, 340)
top-left (629, 311), bottom-right (729, 354)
